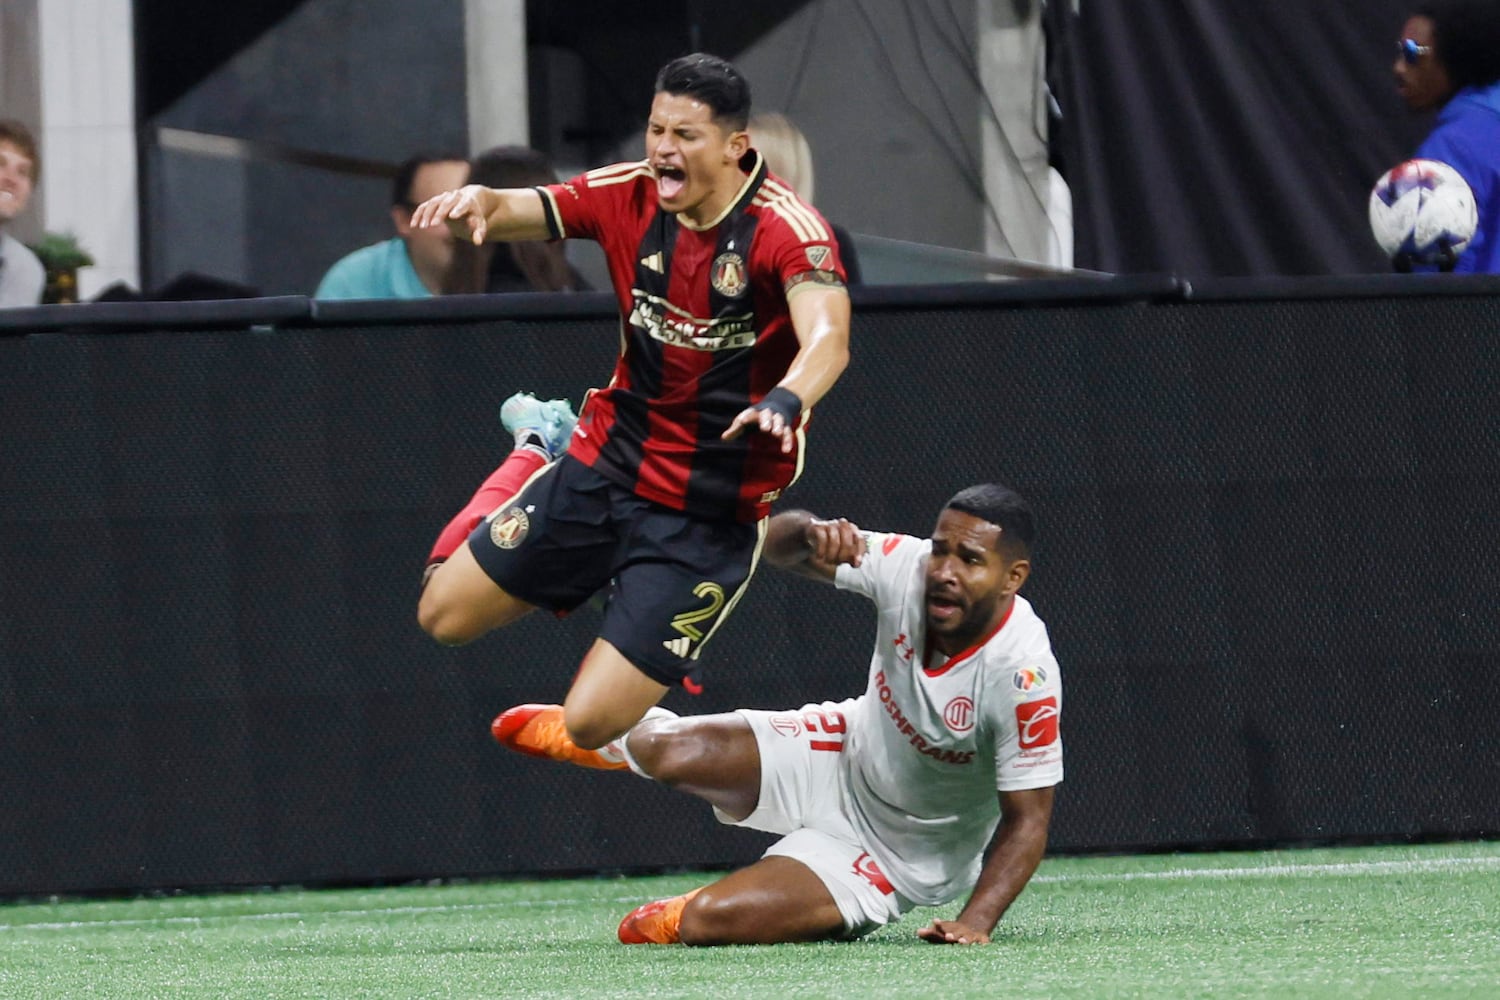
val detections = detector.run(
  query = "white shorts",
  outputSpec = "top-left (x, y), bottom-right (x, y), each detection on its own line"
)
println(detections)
top-left (722, 699), bottom-right (914, 939)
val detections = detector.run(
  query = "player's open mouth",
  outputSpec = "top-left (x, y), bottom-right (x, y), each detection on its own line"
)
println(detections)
top-left (655, 166), bottom-right (687, 201)
top-left (927, 594), bottom-right (962, 622)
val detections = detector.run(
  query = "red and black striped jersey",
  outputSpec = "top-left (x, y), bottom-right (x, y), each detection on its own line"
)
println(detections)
top-left (536, 151), bottom-right (847, 523)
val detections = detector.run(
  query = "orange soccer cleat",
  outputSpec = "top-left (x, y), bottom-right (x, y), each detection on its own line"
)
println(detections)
top-left (617, 888), bottom-right (703, 945)
top-left (490, 704), bottom-right (629, 770)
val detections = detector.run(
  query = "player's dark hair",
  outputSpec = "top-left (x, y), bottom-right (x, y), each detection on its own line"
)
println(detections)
top-left (654, 53), bottom-right (751, 131)
top-left (945, 484), bottom-right (1036, 557)
top-left (1416, 0), bottom-right (1500, 88)
top-left (391, 153), bottom-right (466, 208)
top-left (0, 118), bottom-right (39, 181)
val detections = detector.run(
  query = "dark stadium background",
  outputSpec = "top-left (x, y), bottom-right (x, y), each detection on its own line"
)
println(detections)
top-left (1, 1), bottom-right (1494, 898)
top-left (2, 277), bottom-right (1496, 896)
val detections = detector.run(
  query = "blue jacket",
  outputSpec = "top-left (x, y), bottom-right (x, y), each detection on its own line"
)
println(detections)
top-left (1416, 80), bottom-right (1500, 274)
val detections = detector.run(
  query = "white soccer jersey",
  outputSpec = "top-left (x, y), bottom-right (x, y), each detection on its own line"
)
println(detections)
top-left (832, 530), bottom-right (1063, 906)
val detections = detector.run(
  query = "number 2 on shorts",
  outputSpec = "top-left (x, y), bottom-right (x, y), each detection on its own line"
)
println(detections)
top-left (669, 581), bottom-right (726, 642)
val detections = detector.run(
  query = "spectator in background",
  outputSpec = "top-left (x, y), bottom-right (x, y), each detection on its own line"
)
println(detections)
top-left (314, 153), bottom-right (469, 299)
top-left (0, 119), bottom-right (45, 308)
top-left (750, 112), bottom-right (862, 285)
top-left (444, 145), bottom-right (587, 294)
top-left (1393, 0), bottom-right (1500, 273)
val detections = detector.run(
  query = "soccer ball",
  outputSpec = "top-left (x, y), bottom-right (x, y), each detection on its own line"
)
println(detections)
top-left (1368, 159), bottom-right (1478, 271)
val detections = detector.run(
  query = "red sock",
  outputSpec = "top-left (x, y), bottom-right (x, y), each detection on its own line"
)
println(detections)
top-left (427, 448), bottom-right (548, 565)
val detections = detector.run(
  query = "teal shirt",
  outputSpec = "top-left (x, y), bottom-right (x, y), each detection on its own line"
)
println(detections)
top-left (314, 237), bottom-right (432, 299)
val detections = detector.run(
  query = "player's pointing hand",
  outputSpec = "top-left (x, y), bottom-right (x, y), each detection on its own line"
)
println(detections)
top-left (410, 184), bottom-right (493, 246)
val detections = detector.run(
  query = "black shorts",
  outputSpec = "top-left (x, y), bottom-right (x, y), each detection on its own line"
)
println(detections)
top-left (467, 455), bottom-right (765, 688)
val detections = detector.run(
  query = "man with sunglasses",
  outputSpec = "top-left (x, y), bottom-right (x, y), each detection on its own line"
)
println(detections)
top-left (1392, 0), bottom-right (1500, 273)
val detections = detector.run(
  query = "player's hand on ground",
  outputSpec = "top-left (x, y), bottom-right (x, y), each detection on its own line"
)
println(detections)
top-left (409, 184), bottom-right (493, 245)
top-left (804, 517), bottom-right (864, 569)
top-left (722, 404), bottom-right (795, 453)
top-left (916, 918), bottom-right (991, 945)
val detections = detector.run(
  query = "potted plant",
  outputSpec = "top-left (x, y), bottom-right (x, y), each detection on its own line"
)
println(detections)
top-left (27, 231), bottom-right (95, 304)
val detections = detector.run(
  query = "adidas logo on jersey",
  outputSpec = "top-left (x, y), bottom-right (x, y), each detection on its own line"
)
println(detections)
top-left (640, 251), bottom-right (664, 273)
top-left (662, 636), bottom-right (692, 657)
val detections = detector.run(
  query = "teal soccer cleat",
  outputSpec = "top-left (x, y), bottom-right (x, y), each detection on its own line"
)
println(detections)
top-left (499, 392), bottom-right (577, 459)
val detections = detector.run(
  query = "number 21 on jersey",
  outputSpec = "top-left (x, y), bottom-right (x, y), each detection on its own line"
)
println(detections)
top-left (803, 708), bottom-right (846, 751)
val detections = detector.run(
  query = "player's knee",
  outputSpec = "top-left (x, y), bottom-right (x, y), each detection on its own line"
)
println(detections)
top-left (677, 886), bottom-right (740, 946)
top-left (623, 718), bottom-right (692, 781)
top-left (416, 591), bottom-right (477, 646)
top-left (563, 711), bottom-right (624, 751)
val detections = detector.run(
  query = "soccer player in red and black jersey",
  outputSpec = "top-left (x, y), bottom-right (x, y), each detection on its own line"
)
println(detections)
top-left (412, 54), bottom-right (852, 752)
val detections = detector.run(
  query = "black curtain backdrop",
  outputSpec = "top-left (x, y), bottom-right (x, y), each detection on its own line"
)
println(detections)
top-left (1050, 1), bottom-right (1435, 276)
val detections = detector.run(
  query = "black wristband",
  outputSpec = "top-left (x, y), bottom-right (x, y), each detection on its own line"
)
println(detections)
top-left (756, 386), bottom-right (803, 424)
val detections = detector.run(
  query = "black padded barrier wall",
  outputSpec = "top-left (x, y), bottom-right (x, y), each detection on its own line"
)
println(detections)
top-left (1, 280), bottom-right (1496, 897)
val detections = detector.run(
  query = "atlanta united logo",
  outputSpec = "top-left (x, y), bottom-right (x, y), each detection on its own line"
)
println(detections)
top-left (711, 252), bottom-right (748, 297)
top-left (489, 506), bottom-right (530, 549)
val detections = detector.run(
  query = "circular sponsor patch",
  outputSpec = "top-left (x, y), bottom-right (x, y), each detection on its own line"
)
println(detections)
top-left (711, 252), bottom-right (748, 297)
top-left (489, 506), bottom-right (530, 549)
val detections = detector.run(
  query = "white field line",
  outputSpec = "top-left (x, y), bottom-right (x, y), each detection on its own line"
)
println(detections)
top-left (1029, 853), bottom-right (1500, 885)
top-left (3, 854), bottom-right (1498, 933)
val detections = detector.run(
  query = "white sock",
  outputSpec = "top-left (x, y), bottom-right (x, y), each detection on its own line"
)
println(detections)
top-left (605, 705), bottom-right (678, 776)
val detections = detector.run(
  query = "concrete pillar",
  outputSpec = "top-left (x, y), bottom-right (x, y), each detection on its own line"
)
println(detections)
top-left (977, 0), bottom-right (1071, 267)
top-left (465, 0), bottom-right (530, 152)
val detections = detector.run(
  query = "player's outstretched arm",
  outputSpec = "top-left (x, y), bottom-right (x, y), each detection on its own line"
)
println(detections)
top-left (763, 509), bottom-right (865, 581)
top-left (917, 785), bottom-right (1054, 945)
top-left (409, 184), bottom-right (552, 245)
top-left (722, 285), bottom-right (851, 453)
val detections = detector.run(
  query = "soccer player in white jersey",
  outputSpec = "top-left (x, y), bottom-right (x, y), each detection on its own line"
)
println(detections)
top-left (492, 483), bottom-right (1062, 945)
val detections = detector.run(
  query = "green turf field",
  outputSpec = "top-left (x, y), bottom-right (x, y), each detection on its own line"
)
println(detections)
top-left (2, 841), bottom-right (1496, 999)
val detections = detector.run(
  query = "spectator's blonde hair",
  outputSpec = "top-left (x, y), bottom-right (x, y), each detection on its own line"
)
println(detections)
top-left (750, 112), bottom-right (815, 204)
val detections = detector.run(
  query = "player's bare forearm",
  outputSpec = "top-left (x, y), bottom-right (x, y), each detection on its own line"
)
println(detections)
top-left (481, 188), bottom-right (553, 242)
top-left (721, 287), bottom-right (850, 450)
top-left (409, 185), bottom-right (551, 245)
top-left (920, 786), bottom-right (1054, 944)
top-left (764, 510), bottom-right (865, 581)
top-left (778, 285), bottom-right (851, 409)
top-left (949, 815), bottom-right (1046, 933)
